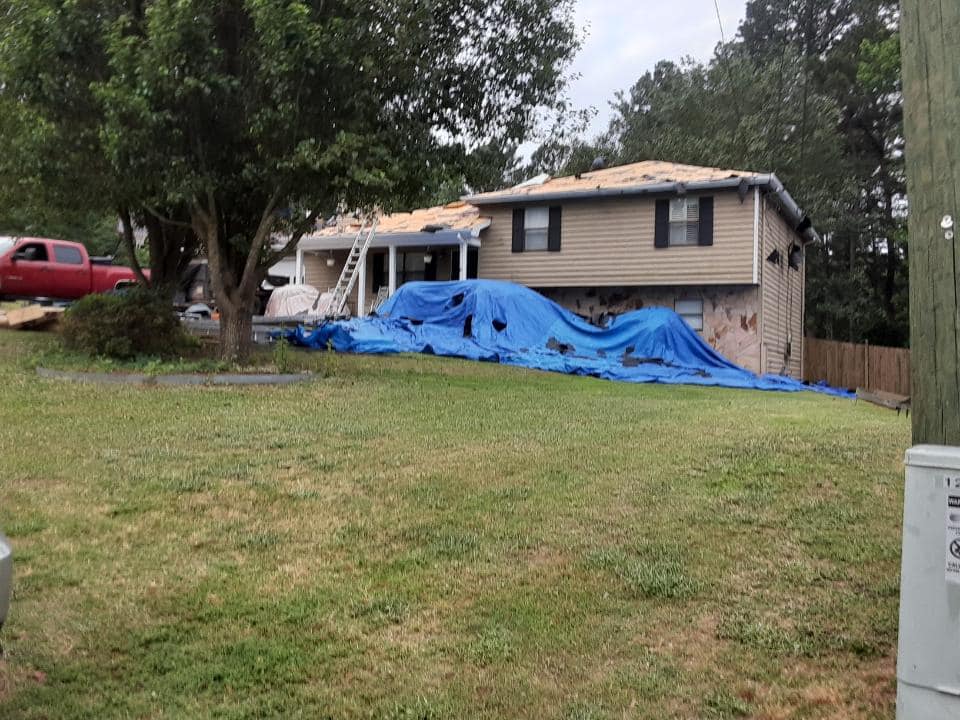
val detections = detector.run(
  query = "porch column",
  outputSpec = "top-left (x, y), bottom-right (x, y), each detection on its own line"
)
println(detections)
top-left (388, 244), bottom-right (397, 296)
top-left (357, 255), bottom-right (367, 316)
top-left (295, 248), bottom-right (304, 285)
top-left (458, 237), bottom-right (468, 281)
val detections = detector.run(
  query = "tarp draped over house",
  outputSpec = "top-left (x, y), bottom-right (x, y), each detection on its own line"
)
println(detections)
top-left (284, 279), bottom-right (849, 396)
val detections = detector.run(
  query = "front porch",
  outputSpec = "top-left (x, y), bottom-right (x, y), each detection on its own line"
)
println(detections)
top-left (297, 228), bottom-right (481, 317)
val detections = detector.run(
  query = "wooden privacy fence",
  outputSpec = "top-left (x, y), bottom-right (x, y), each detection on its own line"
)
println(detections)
top-left (804, 337), bottom-right (911, 396)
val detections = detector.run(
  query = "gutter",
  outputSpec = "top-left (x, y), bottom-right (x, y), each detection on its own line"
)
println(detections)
top-left (464, 174), bottom-right (820, 244)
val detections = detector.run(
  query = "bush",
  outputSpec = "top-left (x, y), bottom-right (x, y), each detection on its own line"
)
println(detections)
top-left (61, 288), bottom-right (192, 360)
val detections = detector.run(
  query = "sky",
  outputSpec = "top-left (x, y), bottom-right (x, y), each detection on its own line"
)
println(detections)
top-left (567, 0), bottom-right (749, 139)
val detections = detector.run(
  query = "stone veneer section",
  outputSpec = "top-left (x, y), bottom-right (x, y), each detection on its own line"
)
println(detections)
top-left (536, 285), bottom-right (762, 375)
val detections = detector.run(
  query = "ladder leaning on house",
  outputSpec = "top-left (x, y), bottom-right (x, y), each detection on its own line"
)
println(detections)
top-left (315, 216), bottom-right (379, 318)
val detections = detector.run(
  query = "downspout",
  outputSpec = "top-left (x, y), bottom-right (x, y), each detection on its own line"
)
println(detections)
top-left (752, 187), bottom-right (760, 285)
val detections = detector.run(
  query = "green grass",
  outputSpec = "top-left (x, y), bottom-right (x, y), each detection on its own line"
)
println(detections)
top-left (25, 336), bottom-right (309, 376)
top-left (0, 330), bottom-right (907, 719)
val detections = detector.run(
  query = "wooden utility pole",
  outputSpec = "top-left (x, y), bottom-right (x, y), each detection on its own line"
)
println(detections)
top-left (901, 0), bottom-right (960, 444)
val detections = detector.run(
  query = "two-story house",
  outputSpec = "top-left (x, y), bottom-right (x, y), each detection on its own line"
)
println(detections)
top-left (296, 161), bottom-right (815, 378)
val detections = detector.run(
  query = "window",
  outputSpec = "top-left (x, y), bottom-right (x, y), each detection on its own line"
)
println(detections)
top-left (449, 247), bottom-right (479, 280)
top-left (675, 298), bottom-right (704, 332)
top-left (524, 207), bottom-right (550, 251)
top-left (668, 198), bottom-right (700, 246)
top-left (397, 252), bottom-right (425, 285)
top-left (53, 245), bottom-right (83, 265)
top-left (512, 206), bottom-right (561, 253)
top-left (14, 242), bottom-right (48, 262)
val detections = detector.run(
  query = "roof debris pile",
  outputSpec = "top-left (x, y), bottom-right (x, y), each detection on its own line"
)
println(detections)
top-left (284, 280), bottom-right (849, 396)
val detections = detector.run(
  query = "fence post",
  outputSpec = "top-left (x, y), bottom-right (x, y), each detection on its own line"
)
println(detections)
top-left (865, 340), bottom-right (870, 391)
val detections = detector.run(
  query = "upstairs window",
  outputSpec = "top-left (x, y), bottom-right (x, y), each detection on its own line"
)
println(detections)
top-left (654, 196), bottom-right (713, 248)
top-left (523, 207), bottom-right (550, 251)
top-left (512, 206), bottom-right (562, 253)
top-left (669, 198), bottom-right (700, 246)
top-left (675, 298), bottom-right (704, 331)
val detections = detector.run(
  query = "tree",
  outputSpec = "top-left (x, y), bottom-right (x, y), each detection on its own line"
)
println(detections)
top-left (2, 0), bottom-right (578, 360)
top-left (0, 3), bottom-right (198, 296)
top-left (739, 0), bottom-right (905, 345)
top-left (526, 0), bottom-right (905, 345)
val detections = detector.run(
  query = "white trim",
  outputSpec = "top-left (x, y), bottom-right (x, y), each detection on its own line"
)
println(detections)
top-left (357, 256), bottom-right (367, 316)
top-left (752, 186), bottom-right (760, 284)
top-left (295, 248), bottom-right (304, 284)
top-left (388, 245), bottom-right (397, 296)
top-left (458, 235), bottom-right (468, 281)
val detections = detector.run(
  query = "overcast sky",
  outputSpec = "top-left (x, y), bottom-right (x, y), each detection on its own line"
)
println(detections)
top-left (567, 0), bottom-right (749, 138)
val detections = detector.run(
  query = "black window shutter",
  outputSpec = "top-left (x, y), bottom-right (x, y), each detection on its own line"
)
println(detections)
top-left (698, 196), bottom-right (714, 246)
top-left (654, 199), bottom-right (669, 248)
top-left (511, 208), bottom-right (525, 253)
top-left (547, 206), bottom-right (562, 251)
top-left (371, 252), bottom-right (384, 291)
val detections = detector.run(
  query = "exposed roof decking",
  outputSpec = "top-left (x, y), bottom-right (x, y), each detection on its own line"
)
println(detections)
top-left (463, 160), bottom-right (819, 244)
top-left (464, 161), bottom-right (758, 204)
top-left (299, 200), bottom-right (489, 251)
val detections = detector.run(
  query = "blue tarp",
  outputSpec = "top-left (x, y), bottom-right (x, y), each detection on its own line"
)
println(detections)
top-left (285, 279), bottom-right (850, 397)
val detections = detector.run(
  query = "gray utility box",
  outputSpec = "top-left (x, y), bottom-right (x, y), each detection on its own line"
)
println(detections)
top-left (899, 445), bottom-right (960, 718)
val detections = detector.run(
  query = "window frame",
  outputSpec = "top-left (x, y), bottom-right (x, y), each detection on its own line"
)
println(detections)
top-left (523, 206), bottom-right (550, 252)
top-left (675, 298), bottom-right (704, 332)
top-left (668, 197), bottom-right (701, 247)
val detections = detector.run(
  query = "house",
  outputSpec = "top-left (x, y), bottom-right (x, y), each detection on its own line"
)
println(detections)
top-left (296, 161), bottom-right (815, 378)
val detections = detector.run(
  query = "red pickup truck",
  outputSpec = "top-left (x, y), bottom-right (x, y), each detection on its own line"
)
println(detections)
top-left (0, 237), bottom-right (144, 301)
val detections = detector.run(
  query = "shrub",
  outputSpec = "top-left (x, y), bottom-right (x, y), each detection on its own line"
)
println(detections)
top-left (61, 287), bottom-right (192, 360)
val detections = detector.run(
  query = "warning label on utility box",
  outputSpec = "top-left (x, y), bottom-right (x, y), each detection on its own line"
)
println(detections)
top-left (946, 476), bottom-right (960, 584)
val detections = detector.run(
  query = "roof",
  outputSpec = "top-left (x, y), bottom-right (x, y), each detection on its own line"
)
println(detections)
top-left (463, 160), bottom-right (819, 244)
top-left (465, 161), bottom-right (758, 204)
top-left (310, 200), bottom-right (489, 237)
top-left (299, 200), bottom-right (489, 251)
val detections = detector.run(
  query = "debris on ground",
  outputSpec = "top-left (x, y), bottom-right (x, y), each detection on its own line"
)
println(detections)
top-left (1, 305), bottom-right (65, 331)
top-left (856, 387), bottom-right (911, 415)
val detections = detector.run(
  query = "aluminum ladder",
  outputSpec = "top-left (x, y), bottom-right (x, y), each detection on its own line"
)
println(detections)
top-left (316, 216), bottom-right (378, 318)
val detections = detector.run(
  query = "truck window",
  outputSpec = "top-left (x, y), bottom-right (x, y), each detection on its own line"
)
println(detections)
top-left (15, 243), bottom-right (48, 262)
top-left (53, 245), bottom-right (84, 265)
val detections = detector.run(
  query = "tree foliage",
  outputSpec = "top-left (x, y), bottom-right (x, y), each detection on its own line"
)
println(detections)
top-left (2, 0), bottom-right (578, 359)
top-left (527, 0), bottom-right (905, 346)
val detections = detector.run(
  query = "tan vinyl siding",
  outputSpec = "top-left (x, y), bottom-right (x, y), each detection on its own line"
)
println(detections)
top-left (303, 250), bottom-right (376, 313)
top-left (759, 199), bottom-right (805, 378)
top-left (477, 190), bottom-right (757, 287)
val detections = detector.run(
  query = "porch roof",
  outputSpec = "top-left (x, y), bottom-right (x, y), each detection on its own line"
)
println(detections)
top-left (299, 200), bottom-right (488, 251)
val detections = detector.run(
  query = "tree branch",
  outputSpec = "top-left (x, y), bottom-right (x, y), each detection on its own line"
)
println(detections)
top-left (118, 206), bottom-right (151, 287)
top-left (238, 186), bottom-right (283, 297)
top-left (144, 204), bottom-right (194, 229)
top-left (262, 208), bottom-right (320, 268)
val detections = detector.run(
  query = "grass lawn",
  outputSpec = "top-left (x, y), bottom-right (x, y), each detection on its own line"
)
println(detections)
top-left (0, 330), bottom-right (908, 719)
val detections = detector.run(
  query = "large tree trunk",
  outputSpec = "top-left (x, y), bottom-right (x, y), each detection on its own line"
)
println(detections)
top-left (218, 297), bottom-right (254, 363)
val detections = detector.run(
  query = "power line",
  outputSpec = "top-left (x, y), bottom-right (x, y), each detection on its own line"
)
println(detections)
top-left (713, 0), bottom-right (726, 43)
